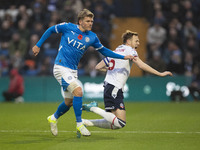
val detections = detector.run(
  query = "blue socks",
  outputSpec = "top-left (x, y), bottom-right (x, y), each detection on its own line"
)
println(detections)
top-left (53, 97), bottom-right (83, 123)
top-left (73, 96), bottom-right (82, 122)
top-left (54, 101), bottom-right (70, 119)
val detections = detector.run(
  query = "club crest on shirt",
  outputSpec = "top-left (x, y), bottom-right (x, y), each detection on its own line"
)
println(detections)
top-left (85, 37), bottom-right (90, 42)
top-left (68, 76), bottom-right (72, 80)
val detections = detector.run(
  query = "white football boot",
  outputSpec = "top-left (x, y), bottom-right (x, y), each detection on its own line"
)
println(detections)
top-left (77, 124), bottom-right (91, 136)
top-left (47, 115), bottom-right (58, 136)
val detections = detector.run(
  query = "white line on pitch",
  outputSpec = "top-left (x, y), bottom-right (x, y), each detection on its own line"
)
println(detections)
top-left (0, 130), bottom-right (200, 134)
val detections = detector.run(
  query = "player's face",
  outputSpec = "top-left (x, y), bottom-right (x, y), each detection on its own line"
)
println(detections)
top-left (130, 36), bottom-right (140, 49)
top-left (79, 17), bottom-right (94, 32)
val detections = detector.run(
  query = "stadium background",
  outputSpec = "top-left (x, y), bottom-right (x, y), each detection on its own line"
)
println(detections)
top-left (0, 1), bottom-right (200, 150)
top-left (0, 0), bottom-right (200, 102)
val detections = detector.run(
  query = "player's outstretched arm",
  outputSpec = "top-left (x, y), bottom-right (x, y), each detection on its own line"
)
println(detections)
top-left (98, 47), bottom-right (134, 60)
top-left (133, 57), bottom-right (173, 77)
top-left (32, 26), bottom-right (57, 56)
top-left (159, 71), bottom-right (173, 77)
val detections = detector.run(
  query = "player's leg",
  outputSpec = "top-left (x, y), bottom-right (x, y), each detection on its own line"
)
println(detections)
top-left (47, 65), bottom-right (73, 136)
top-left (47, 98), bottom-right (72, 136)
top-left (50, 98), bottom-right (72, 120)
top-left (83, 106), bottom-right (126, 129)
top-left (72, 86), bottom-right (91, 136)
top-left (83, 83), bottom-right (126, 129)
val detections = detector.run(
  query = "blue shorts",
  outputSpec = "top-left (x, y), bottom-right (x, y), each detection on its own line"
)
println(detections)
top-left (103, 83), bottom-right (125, 112)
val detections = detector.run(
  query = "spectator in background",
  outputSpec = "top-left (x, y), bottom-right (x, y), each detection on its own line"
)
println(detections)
top-left (60, 2), bottom-right (76, 23)
top-left (5, 5), bottom-right (18, 22)
top-left (30, 21), bottom-right (45, 38)
top-left (24, 34), bottom-right (41, 75)
top-left (166, 3), bottom-right (183, 23)
top-left (153, 10), bottom-right (166, 27)
top-left (70, 0), bottom-right (83, 15)
top-left (185, 37), bottom-right (199, 56)
top-left (50, 11), bottom-right (61, 24)
top-left (38, 56), bottom-right (52, 76)
top-left (25, 34), bottom-right (40, 60)
top-left (9, 32), bottom-right (27, 58)
top-left (83, 0), bottom-right (94, 11)
top-left (0, 55), bottom-right (9, 76)
top-left (184, 51), bottom-right (193, 77)
top-left (168, 18), bottom-right (182, 36)
top-left (2, 68), bottom-right (24, 103)
top-left (166, 42), bottom-right (184, 75)
top-left (30, 1), bottom-right (48, 25)
top-left (15, 5), bottom-right (31, 28)
top-left (0, 20), bottom-right (13, 43)
top-left (147, 21), bottom-right (166, 51)
top-left (147, 50), bottom-right (166, 75)
top-left (183, 20), bottom-right (198, 40)
top-left (167, 27), bottom-right (182, 49)
top-left (17, 19), bottom-right (30, 40)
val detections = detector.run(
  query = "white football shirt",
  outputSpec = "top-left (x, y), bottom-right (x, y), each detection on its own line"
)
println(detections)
top-left (104, 44), bottom-right (138, 89)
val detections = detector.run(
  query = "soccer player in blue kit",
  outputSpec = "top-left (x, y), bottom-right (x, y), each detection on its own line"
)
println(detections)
top-left (32, 9), bottom-right (134, 136)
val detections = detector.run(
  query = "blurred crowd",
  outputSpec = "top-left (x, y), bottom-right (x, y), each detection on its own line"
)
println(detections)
top-left (0, 0), bottom-right (200, 79)
top-left (0, 0), bottom-right (113, 77)
top-left (145, 0), bottom-right (200, 78)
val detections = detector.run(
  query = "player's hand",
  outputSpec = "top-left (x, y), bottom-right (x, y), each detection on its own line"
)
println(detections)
top-left (124, 55), bottom-right (135, 60)
top-left (32, 45), bottom-right (40, 56)
top-left (160, 71), bottom-right (173, 77)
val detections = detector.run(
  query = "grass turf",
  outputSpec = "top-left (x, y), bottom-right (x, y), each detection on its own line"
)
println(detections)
top-left (0, 102), bottom-right (200, 150)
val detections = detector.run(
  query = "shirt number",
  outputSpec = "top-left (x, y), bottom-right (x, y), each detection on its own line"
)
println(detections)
top-left (108, 59), bottom-right (115, 70)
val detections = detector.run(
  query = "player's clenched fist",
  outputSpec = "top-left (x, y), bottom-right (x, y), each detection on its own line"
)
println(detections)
top-left (32, 45), bottom-right (40, 56)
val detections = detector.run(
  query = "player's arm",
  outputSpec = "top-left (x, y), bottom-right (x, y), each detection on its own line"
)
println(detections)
top-left (133, 56), bottom-right (173, 77)
top-left (93, 36), bottom-right (133, 60)
top-left (98, 47), bottom-right (134, 60)
top-left (95, 59), bottom-right (108, 72)
top-left (32, 26), bottom-right (57, 56)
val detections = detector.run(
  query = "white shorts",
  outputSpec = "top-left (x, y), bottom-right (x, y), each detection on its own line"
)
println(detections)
top-left (53, 64), bottom-right (80, 99)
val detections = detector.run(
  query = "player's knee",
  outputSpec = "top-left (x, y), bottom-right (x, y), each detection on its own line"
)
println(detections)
top-left (73, 87), bottom-right (83, 97)
top-left (112, 123), bottom-right (126, 130)
top-left (112, 118), bottom-right (126, 129)
top-left (117, 122), bottom-right (126, 129)
top-left (118, 118), bottom-right (126, 128)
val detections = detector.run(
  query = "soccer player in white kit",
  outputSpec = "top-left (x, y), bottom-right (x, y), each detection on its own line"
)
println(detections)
top-left (82, 30), bottom-right (173, 129)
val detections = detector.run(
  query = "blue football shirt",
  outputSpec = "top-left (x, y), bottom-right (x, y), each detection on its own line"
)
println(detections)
top-left (53, 22), bottom-right (103, 70)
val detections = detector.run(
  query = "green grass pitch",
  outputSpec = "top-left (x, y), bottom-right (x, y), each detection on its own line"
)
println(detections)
top-left (0, 102), bottom-right (200, 150)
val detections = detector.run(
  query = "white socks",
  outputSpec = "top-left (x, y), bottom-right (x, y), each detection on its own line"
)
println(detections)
top-left (86, 107), bottom-right (125, 129)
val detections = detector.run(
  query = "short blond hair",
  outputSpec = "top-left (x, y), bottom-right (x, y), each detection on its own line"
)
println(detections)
top-left (77, 9), bottom-right (94, 24)
top-left (122, 30), bottom-right (138, 44)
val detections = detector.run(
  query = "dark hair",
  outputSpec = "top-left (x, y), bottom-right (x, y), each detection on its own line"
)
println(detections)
top-left (122, 30), bottom-right (138, 44)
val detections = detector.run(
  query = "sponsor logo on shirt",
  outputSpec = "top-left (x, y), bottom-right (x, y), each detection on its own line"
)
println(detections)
top-left (67, 37), bottom-right (86, 50)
